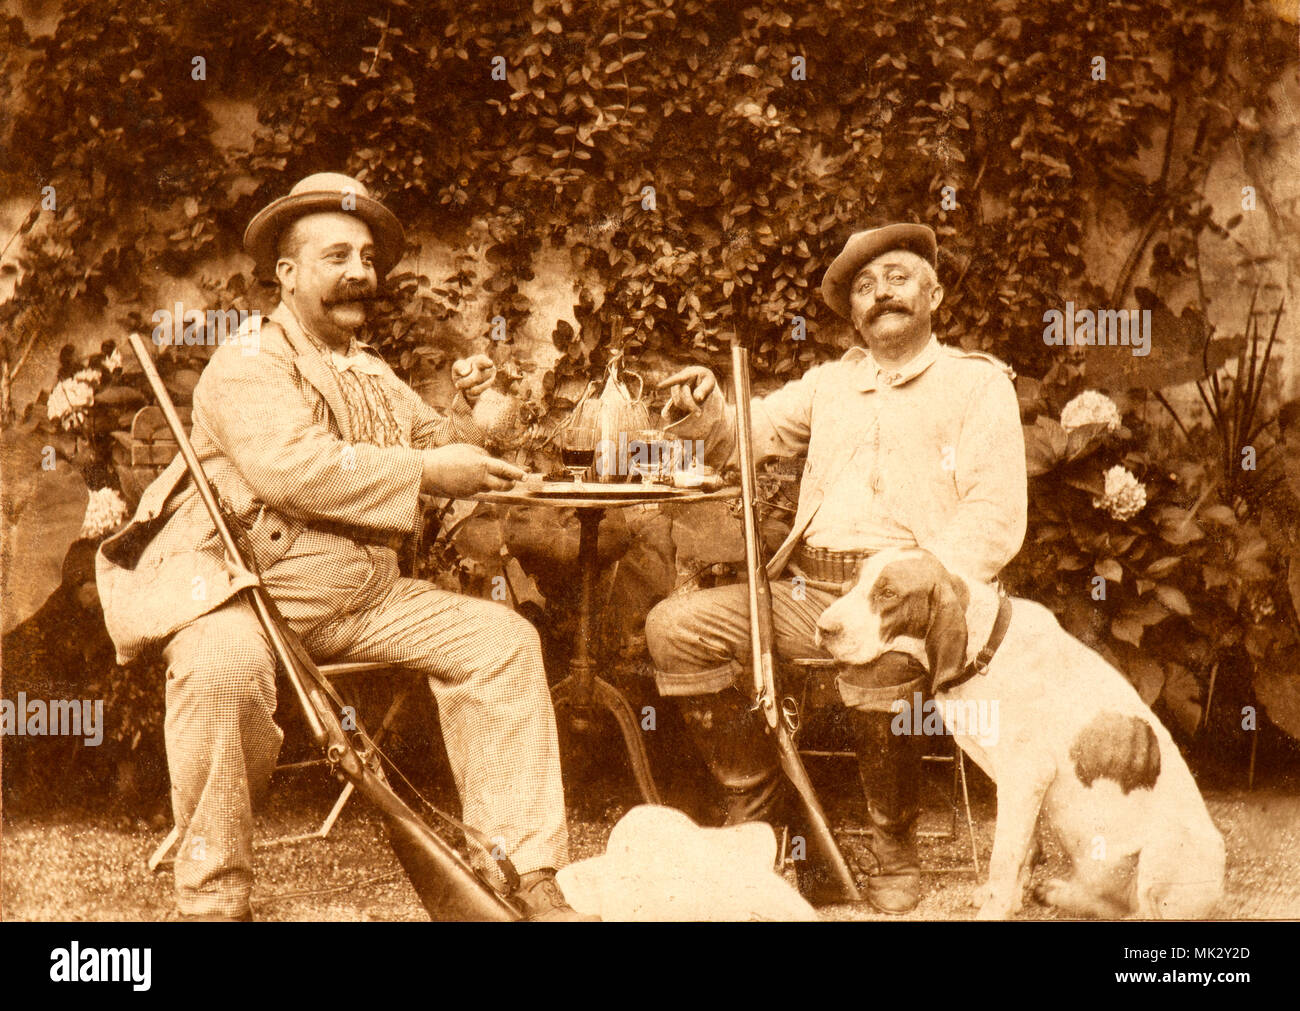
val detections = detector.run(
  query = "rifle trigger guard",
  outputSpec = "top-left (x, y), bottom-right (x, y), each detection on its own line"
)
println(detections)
top-left (780, 696), bottom-right (801, 735)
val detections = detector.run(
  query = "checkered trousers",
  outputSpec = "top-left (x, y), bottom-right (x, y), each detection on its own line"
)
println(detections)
top-left (162, 575), bottom-right (568, 918)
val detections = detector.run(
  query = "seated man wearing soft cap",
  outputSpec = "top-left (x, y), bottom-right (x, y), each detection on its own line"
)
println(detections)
top-left (97, 173), bottom-right (582, 920)
top-left (648, 223), bottom-right (1027, 913)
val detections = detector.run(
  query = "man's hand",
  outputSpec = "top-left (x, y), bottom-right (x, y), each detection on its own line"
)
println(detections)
top-left (451, 354), bottom-right (496, 405)
top-left (656, 365), bottom-right (717, 416)
top-left (422, 443), bottom-right (525, 498)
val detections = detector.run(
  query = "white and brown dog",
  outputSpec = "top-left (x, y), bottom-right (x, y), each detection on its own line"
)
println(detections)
top-left (815, 547), bottom-right (1225, 920)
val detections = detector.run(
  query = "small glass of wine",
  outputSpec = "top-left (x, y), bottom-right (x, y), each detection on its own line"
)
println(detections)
top-left (626, 428), bottom-right (667, 484)
top-left (558, 426), bottom-right (598, 485)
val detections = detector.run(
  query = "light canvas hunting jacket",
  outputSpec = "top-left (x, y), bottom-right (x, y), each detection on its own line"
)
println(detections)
top-left (676, 337), bottom-right (1027, 584)
top-left (96, 303), bottom-right (483, 665)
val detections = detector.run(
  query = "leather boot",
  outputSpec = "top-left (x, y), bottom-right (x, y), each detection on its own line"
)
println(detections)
top-left (676, 687), bottom-right (787, 827)
top-left (849, 706), bottom-right (925, 914)
top-left (678, 689), bottom-right (850, 906)
top-left (511, 868), bottom-right (600, 921)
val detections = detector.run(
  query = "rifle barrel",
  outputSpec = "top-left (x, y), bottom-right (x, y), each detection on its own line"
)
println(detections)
top-left (731, 343), bottom-right (779, 729)
top-left (729, 339), bottom-right (862, 902)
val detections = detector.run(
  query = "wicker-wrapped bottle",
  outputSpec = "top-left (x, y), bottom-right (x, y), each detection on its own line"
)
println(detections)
top-left (572, 332), bottom-right (651, 483)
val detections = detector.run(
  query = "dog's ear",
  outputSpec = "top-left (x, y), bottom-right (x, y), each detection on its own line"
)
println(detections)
top-left (925, 570), bottom-right (969, 693)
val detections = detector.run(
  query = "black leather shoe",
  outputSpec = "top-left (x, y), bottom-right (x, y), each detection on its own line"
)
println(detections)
top-left (512, 869), bottom-right (599, 921)
top-left (863, 821), bottom-right (921, 913)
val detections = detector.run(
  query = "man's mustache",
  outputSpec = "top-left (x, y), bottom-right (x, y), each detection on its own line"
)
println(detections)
top-left (324, 285), bottom-right (378, 306)
top-left (867, 302), bottom-right (909, 323)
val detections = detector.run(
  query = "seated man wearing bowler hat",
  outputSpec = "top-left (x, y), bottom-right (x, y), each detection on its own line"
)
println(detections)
top-left (97, 173), bottom-right (581, 920)
top-left (648, 223), bottom-right (1027, 912)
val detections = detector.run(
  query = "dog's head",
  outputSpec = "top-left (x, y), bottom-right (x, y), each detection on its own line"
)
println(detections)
top-left (816, 548), bottom-right (971, 692)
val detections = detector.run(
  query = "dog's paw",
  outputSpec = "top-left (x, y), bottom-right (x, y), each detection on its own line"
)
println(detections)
top-left (973, 880), bottom-right (1020, 919)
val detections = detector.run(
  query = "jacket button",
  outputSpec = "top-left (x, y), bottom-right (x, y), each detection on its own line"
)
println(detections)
top-left (271, 531), bottom-right (281, 540)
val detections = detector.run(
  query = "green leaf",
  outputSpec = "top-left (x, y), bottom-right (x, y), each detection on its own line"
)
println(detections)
top-left (1094, 558), bottom-right (1123, 583)
top-left (1024, 416), bottom-right (1067, 476)
top-left (1111, 616), bottom-right (1144, 647)
top-left (1156, 507), bottom-right (1204, 545)
top-left (1145, 556), bottom-right (1182, 578)
top-left (1200, 504), bottom-right (1236, 525)
top-left (1154, 585), bottom-right (1192, 616)
top-left (1131, 598), bottom-right (1170, 626)
top-left (1064, 422), bottom-right (1111, 462)
top-left (1254, 646), bottom-right (1300, 741)
top-left (1124, 655), bottom-right (1165, 706)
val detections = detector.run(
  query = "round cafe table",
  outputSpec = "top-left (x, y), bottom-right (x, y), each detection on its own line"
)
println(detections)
top-left (472, 481), bottom-right (739, 805)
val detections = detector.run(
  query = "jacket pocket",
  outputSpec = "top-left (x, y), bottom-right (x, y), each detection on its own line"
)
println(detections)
top-left (246, 505), bottom-right (302, 571)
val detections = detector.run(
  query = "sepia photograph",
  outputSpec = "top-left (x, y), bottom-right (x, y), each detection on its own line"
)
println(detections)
top-left (1, 0), bottom-right (1297, 977)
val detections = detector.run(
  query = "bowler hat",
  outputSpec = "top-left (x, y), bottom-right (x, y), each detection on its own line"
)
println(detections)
top-left (243, 172), bottom-right (405, 278)
top-left (821, 223), bottom-right (938, 319)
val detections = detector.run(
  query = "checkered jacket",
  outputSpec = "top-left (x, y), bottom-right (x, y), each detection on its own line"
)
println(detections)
top-left (96, 302), bottom-right (485, 664)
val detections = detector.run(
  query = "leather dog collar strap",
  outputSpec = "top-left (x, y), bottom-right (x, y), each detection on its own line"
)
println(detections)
top-left (948, 590), bottom-right (1013, 691)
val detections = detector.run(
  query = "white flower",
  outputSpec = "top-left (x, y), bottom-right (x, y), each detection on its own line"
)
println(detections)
top-left (74, 368), bottom-right (102, 386)
top-left (1060, 390), bottom-right (1122, 433)
top-left (104, 347), bottom-right (124, 372)
top-left (47, 378), bottom-right (95, 428)
top-left (1092, 465), bottom-right (1147, 521)
top-left (79, 487), bottom-right (130, 540)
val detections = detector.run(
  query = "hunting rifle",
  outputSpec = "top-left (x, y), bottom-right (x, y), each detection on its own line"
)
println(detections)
top-left (127, 332), bottom-right (522, 921)
top-left (730, 342), bottom-right (863, 902)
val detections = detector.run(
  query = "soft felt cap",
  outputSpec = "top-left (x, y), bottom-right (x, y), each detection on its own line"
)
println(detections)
top-left (821, 223), bottom-right (938, 319)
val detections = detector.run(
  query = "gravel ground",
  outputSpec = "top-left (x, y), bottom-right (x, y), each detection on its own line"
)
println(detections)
top-left (3, 756), bottom-right (1297, 921)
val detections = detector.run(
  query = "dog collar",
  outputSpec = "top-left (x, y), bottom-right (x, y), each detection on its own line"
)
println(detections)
top-left (949, 589), bottom-right (1013, 690)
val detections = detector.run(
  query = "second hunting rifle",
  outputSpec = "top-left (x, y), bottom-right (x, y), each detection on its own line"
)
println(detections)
top-left (127, 332), bottom-right (522, 921)
top-left (731, 341), bottom-right (863, 902)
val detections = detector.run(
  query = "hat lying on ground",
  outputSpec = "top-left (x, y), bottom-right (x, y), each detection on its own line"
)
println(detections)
top-left (243, 172), bottom-right (405, 278)
top-left (821, 222), bottom-right (938, 319)
top-left (555, 804), bottom-right (819, 921)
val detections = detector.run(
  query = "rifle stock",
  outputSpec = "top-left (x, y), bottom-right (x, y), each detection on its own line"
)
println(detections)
top-left (730, 342), bottom-right (863, 903)
top-left (126, 333), bottom-right (521, 922)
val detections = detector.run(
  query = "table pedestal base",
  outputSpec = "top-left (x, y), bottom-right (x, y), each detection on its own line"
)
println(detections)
top-left (551, 672), bottom-right (663, 806)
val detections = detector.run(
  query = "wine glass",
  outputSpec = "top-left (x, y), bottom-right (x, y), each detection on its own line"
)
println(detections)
top-left (558, 426), bottom-right (597, 485)
top-left (627, 428), bottom-right (673, 484)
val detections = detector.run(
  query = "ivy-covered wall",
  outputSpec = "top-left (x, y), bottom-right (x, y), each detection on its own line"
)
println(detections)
top-left (3, 0), bottom-right (1297, 421)
top-left (4, 1), bottom-right (1300, 801)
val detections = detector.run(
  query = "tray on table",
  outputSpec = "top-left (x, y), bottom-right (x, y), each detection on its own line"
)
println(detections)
top-left (523, 480), bottom-right (689, 500)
